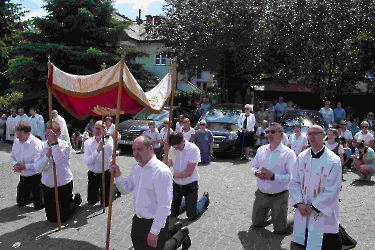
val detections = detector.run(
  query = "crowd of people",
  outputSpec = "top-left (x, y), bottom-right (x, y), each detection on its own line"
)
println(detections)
top-left (5, 94), bottom-right (370, 249)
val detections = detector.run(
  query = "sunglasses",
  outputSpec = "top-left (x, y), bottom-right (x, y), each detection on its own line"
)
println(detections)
top-left (361, 126), bottom-right (369, 128)
top-left (368, 115), bottom-right (374, 117)
top-left (199, 124), bottom-right (206, 126)
top-left (163, 122), bottom-right (169, 124)
top-left (340, 124), bottom-right (347, 126)
top-left (265, 130), bottom-right (278, 134)
top-left (52, 112), bottom-right (56, 115)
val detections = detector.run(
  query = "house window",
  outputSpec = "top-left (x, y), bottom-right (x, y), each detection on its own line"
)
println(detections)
top-left (155, 54), bottom-right (167, 65)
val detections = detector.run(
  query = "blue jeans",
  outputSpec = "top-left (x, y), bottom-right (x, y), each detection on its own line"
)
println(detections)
top-left (171, 181), bottom-right (207, 220)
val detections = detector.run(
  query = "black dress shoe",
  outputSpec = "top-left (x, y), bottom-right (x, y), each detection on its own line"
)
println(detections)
top-left (74, 193), bottom-right (82, 206)
top-left (170, 221), bottom-right (183, 236)
top-left (203, 192), bottom-right (210, 209)
top-left (181, 227), bottom-right (191, 250)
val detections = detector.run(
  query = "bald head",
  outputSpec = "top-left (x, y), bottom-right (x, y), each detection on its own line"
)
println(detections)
top-left (307, 125), bottom-right (325, 151)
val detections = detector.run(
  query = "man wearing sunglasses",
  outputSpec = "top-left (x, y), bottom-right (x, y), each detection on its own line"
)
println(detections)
top-left (250, 122), bottom-right (296, 234)
top-left (290, 125), bottom-right (342, 249)
top-left (366, 112), bottom-right (375, 129)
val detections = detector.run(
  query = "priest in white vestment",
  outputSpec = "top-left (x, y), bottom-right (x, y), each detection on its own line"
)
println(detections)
top-left (28, 107), bottom-right (46, 141)
top-left (15, 108), bottom-right (29, 124)
top-left (51, 110), bottom-right (70, 142)
top-left (290, 125), bottom-right (342, 250)
top-left (6, 108), bottom-right (18, 141)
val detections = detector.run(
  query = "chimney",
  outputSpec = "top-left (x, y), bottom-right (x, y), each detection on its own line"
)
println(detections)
top-left (145, 15), bottom-right (153, 33)
top-left (137, 9), bottom-right (143, 25)
top-left (153, 16), bottom-right (160, 26)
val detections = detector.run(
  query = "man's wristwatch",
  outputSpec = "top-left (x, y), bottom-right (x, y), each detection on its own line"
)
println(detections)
top-left (270, 173), bottom-right (275, 181)
top-left (50, 142), bottom-right (58, 146)
top-left (104, 135), bottom-right (110, 139)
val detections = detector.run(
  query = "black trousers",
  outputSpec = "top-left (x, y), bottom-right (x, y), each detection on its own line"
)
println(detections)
top-left (17, 174), bottom-right (44, 208)
top-left (171, 181), bottom-right (198, 220)
top-left (42, 181), bottom-right (79, 222)
top-left (293, 228), bottom-right (341, 250)
top-left (131, 214), bottom-right (169, 250)
top-left (87, 170), bottom-right (110, 206)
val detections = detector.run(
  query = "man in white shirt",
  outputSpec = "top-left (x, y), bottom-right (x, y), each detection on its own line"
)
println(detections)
top-left (6, 108), bottom-right (18, 142)
top-left (52, 110), bottom-right (70, 142)
top-left (251, 122), bottom-right (296, 234)
top-left (28, 107), bottom-right (46, 141)
top-left (11, 121), bottom-right (45, 210)
top-left (339, 120), bottom-right (353, 144)
top-left (34, 121), bottom-right (82, 222)
top-left (167, 132), bottom-right (210, 221)
top-left (110, 135), bottom-right (191, 250)
top-left (290, 125), bottom-right (342, 249)
top-left (84, 121), bottom-right (114, 207)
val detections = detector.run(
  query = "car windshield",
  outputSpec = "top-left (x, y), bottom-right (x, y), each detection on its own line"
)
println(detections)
top-left (201, 109), bottom-right (241, 124)
top-left (133, 108), bottom-right (169, 121)
top-left (206, 122), bottom-right (238, 132)
top-left (281, 111), bottom-right (323, 127)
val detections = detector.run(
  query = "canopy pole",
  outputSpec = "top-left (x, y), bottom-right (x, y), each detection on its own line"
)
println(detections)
top-left (47, 59), bottom-right (62, 231)
top-left (163, 61), bottom-right (177, 164)
top-left (106, 54), bottom-right (125, 250)
top-left (101, 115), bottom-right (106, 213)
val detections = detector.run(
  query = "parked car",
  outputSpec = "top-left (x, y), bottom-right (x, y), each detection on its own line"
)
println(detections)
top-left (195, 103), bottom-right (243, 154)
top-left (117, 106), bottom-right (192, 147)
top-left (280, 110), bottom-right (325, 137)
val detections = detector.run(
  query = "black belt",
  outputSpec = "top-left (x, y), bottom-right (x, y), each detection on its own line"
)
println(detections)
top-left (259, 189), bottom-right (288, 197)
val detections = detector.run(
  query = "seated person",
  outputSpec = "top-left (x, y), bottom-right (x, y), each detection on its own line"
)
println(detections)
top-left (353, 140), bottom-right (375, 181)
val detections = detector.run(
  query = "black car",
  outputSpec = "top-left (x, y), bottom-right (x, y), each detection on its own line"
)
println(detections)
top-left (281, 110), bottom-right (325, 137)
top-left (118, 106), bottom-right (192, 146)
top-left (195, 103), bottom-right (243, 154)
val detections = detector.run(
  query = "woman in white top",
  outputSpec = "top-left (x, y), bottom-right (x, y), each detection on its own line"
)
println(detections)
top-left (181, 117), bottom-right (195, 142)
top-left (175, 114), bottom-right (184, 132)
top-left (325, 128), bottom-right (345, 166)
top-left (288, 123), bottom-right (308, 156)
top-left (352, 121), bottom-right (375, 149)
top-left (143, 121), bottom-right (162, 160)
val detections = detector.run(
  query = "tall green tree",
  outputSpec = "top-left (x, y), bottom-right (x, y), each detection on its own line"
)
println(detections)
top-left (155, 0), bottom-right (266, 102)
top-left (0, 0), bottom-right (28, 96)
top-left (5, 0), bottom-right (151, 112)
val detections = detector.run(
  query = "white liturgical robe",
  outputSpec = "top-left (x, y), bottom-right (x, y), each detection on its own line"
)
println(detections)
top-left (289, 147), bottom-right (342, 250)
top-left (28, 113), bottom-right (46, 141)
top-left (6, 115), bottom-right (19, 141)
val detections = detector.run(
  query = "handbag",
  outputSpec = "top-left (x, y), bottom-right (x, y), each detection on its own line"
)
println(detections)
top-left (339, 224), bottom-right (357, 250)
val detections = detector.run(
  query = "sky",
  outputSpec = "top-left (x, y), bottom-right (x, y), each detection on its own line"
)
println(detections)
top-left (13, 0), bottom-right (166, 21)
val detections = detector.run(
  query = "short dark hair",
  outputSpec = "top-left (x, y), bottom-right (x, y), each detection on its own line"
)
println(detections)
top-left (293, 122), bottom-right (302, 129)
top-left (356, 140), bottom-right (365, 149)
top-left (29, 107), bottom-right (36, 112)
top-left (169, 131), bottom-right (184, 145)
top-left (15, 121), bottom-right (31, 133)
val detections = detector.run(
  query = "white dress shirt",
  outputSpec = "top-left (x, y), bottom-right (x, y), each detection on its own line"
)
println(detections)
top-left (289, 133), bottom-right (308, 155)
top-left (324, 141), bottom-right (345, 154)
top-left (168, 141), bottom-right (201, 185)
top-left (10, 135), bottom-right (44, 177)
top-left (52, 115), bottom-right (70, 142)
top-left (83, 137), bottom-right (113, 173)
top-left (237, 113), bottom-right (255, 132)
top-left (143, 129), bottom-right (161, 148)
top-left (114, 156), bottom-right (173, 235)
top-left (251, 143), bottom-right (296, 194)
top-left (175, 122), bottom-right (182, 132)
top-left (281, 133), bottom-right (290, 146)
top-left (34, 139), bottom-right (73, 188)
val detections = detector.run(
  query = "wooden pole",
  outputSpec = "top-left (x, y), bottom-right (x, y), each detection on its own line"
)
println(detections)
top-left (163, 61), bottom-right (177, 164)
top-left (106, 55), bottom-right (124, 250)
top-left (101, 115), bottom-right (106, 213)
top-left (47, 59), bottom-right (62, 230)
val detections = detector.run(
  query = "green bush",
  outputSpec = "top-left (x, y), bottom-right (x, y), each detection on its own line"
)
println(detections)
top-left (0, 91), bottom-right (24, 114)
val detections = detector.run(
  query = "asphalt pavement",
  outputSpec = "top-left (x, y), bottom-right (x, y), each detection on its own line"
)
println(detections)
top-left (0, 142), bottom-right (373, 249)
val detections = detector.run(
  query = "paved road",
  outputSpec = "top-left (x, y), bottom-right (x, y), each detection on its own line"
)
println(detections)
top-left (0, 142), bottom-right (373, 249)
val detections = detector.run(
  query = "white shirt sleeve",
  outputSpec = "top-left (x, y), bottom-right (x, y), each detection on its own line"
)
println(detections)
top-left (338, 145), bottom-right (345, 155)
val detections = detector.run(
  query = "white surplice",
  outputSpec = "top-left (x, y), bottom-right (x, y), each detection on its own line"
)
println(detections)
top-left (6, 115), bottom-right (19, 141)
top-left (28, 113), bottom-right (46, 141)
top-left (289, 147), bottom-right (342, 250)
